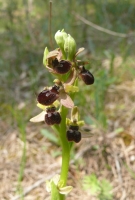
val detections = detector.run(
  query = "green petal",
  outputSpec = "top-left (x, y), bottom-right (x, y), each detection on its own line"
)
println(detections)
top-left (65, 85), bottom-right (79, 93)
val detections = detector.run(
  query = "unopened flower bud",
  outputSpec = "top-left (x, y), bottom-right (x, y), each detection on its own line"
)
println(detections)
top-left (64, 34), bottom-right (76, 61)
top-left (55, 30), bottom-right (68, 58)
top-left (61, 30), bottom-right (68, 41)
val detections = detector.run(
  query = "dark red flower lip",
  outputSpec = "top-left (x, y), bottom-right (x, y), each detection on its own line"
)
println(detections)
top-left (37, 85), bottom-right (59, 106)
top-left (66, 126), bottom-right (81, 143)
top-left (45, 110), bottom-right (61, 125)
top-left (52, 59), bottom-right (72, 74)
top-left (79, 66), bottom-right (94, 85)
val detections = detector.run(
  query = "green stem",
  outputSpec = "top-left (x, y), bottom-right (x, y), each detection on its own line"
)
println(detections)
top-left (51, 67), bottom-right (77, 200)
top-left (60, 106), bottom-right (70, 182)
top-left (57, 79), bottom-right (78, 200)
top-left (51, 106), bottom-right (70, 200)
top-left (59, 106), bottom-right (70, 200)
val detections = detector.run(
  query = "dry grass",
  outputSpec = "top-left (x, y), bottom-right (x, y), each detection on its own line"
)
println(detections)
top-left (0, 76), bottom-right (135, 200)
top-left (1, 74), bottom-right (135, 200)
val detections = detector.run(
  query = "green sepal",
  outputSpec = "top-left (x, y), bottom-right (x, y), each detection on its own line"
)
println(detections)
top-left (54, 30), bottom-right (67, 59)
top-left (61, 29), bottom-right (68, 41)
top-left (43, 47), bottom-right (49, 66)
top-left (64, 34), bottom-right (76, 61)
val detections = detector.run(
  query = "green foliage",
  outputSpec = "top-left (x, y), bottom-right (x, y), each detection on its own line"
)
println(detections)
top-left (41, 129), bottom-right (60, 146)
top-left (94, 68), bottom-right (116, 128)
top-left (83, 174), bottom-right (101, 194)
top-left (10, 107), bottom-right (27, 198)
top-left (1, 0), bottom-right (135, 117)
top-left (82, 174), bottom-right (113, 200)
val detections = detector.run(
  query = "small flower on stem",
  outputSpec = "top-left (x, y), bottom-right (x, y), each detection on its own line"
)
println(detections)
top-left (79, 66), bottom-right (94, 85)
top-left (45, 107), bottom-right (61, 125)
top-left (37, 85), bottom-right (60, 106)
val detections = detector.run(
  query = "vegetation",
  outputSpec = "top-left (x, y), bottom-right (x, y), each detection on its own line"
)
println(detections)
top-left (1, 0), bottom-right (135, 199)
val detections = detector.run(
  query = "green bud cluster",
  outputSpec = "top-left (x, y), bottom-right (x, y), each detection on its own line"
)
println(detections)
top-left (55, 29), bottom-right (76, 61)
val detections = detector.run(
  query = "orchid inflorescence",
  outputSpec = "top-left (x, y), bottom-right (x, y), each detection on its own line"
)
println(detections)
top-left (30, 29), bottom-right (94, 143)
top-left (30, 29), bottom-right (94, 198)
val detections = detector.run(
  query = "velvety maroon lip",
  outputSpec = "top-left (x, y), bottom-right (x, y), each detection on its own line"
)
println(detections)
top-left (45, 107), bottom-right (61, 125)
top-left (52, 58), bottom-right (71, 74)
top-left (66, 125), bottom-right (81, 143)
top-left (37, 85), bottom-right (59, 106)
top-left (79, 66), bottom-right (94, 85)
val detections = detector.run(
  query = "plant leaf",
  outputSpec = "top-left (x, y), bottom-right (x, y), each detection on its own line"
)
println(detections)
top-left (41, 129), bottom-right (59, 145)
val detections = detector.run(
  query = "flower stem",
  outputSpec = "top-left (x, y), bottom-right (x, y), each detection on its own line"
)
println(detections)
top-left (59, 106), bottom-right (70, 199)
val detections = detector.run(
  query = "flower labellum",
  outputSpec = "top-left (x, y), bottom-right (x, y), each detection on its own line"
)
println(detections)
top-left (37, 85), bottom-right (59, 106)
top-left (66, 125), bottom-right (81, 143)
top-left (45, 107), bottom-right (61, 125)
top-left (52, 58), bottom-right (71, 74)
top-left (79, 66), bottom-right (94, 85)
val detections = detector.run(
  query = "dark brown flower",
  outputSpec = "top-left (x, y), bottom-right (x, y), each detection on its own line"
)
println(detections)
top-left (79, 66), bottom-right (94, 85)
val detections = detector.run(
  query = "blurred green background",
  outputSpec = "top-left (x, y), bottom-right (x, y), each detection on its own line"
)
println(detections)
top-left (1, 0), bottom-right (135, 130)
